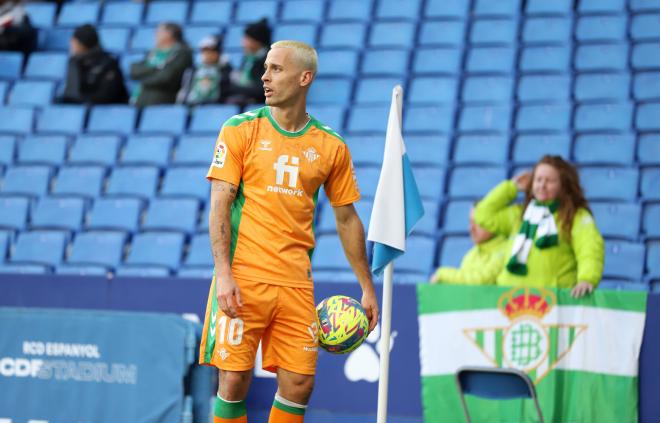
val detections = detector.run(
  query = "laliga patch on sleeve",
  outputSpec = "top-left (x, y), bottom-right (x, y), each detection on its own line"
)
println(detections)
top-left (212, 141), bottom-right (228, 168)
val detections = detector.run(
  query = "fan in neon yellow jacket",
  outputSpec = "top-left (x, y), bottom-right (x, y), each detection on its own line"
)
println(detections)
top-left (473, 156), bottom-right (604, 298)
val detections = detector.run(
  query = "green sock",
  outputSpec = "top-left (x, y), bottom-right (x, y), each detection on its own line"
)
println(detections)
top-left (214, 394), bottom-right (247, 420)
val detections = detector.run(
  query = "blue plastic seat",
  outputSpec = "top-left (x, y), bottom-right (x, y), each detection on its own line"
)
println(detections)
top-left (634, 72), bottom-right (660, 101)
top-left (579, 0), bottom-right (625, 14)
top-left (24, 2), bottom-right (57, 27)
top-left (98, 28), bottom-right (130, 54)
top-left (24, 52), bottom-right (68, 80)
top-left (642, 168), bottom-right (660, 200)
top-left (312, 234), bottom-right (351, 270)
top-left (68, 135), bottom-right (120, 167)
top-left (174, 136), bottom-right (214, 166)
top-left (189, 1), bottom-right (232, 25)
top-left (235, 1), bottom-right (278, 23)
top-left (466, 47), bottom-right (516, 74)
top-left (425, 0), bottom-right (470, 18)
top-left (145, 1), bottom-right (188, 24)
top-left (516, 104), bottom-right (571, 132)
top-left (574, 103), bottom-right (633, 132)
top-left (394, 236), bottom-right (436, 274)
top-left (644, 204), bottom-right (660, 238)
top-left (362, 50), bottom-right (409, 77)
top-left (449, 166), bottom-right (507, 198)
top-left (631, 43), bottom-right (660, 71)
top-left (574, 134), bottom-right (635, 165)
top-left (462, 76), bottom-right (514, 103)
top-left (139, 106), bottom-right (187, 135)
top-left (130, 27), bottom-right (156, 52)
top-left (328, 0), bottom-right (373, 21)
top-left (526, 0), bottom-right (572, 14)
top-left (517, 75), bottom-right (570, 103)
top-left (512, 134), bottom-right (571, 165)
top-left (184, 233), bottom-right (212, 267)
top-left (520, 46), bottom-right (571, 73)
top-left (0, 136), bottom-right (16, 166)
top-left (0, 80), bottom-right (7, 103)
top-left (575, 73), bottom-right (631, 102)
top-left (413, 168), bottom-right (446, 201)
top-left (142, 198), bottom-right (199, 233)
top-left (57, 3), bottom-right (100, 26)
top-left (404, 105), bottom-right (455, 134)
top-left (412, 202), bottom-right (441, 236)
top-left (413, 48), bottom-right (461, 75)
top-left (575, 44), bottom-right (628, 72)
top-left (419, 21), bottom-right (466, 47)
top-left (346, 136), bottom-right (382, 167)
top-left (87, 106), bottom-right (137, 135)
top-left (631, 0), bottom-right (660, 12)
top-left (0, 229), bottom-right (9, 258)
top-left (198, 200), bottom-right (211, 232)
top-left (87, 198), bottom-right (143, 232)
top-left (307, 105), bottom-right (345, 131)
top-left (308, 78), bottom-right (353, 104)
top-left (522, 17), bottom-right (572, 44)
top-left (443, 200), bottom-right (473, 234)
top-left (115, 266), bottom-right (171, 277)
top-left (0, 263), bottom-right (49, 275)
top-left (8, 81), bottom-right (55, 106)
top-left (11, 230), bottom-right (68, 267)
top-left (281, 0), bottom-right (324, 22)
top-left (315, 50), bottom-right (358, 78)
top-left (580, 167), bottom-right (639, 201)
top-left (591, 202), bottom-right (641, 240)
top-left (347, 76), bottom-right (395, 104)
top-left (160, 166), bottom-right (209, 201)
top-left (184, 26), bottom-right (222, 50)
top-left (189, 105), bottom-right (240, 134)
top-left (637, 102), bottom-right (660, 130)
top-left (55, 264), bottom-right (108, 276)
top-left (52, 166), bottom-right (106, 199)
top-left (1, 165), bottom-right (51, 197)
top-left (36, 106), bottom-right (86, 135)
top-left (125, 232), bottom-right (185, 270)
top-left (454, 135), bottom-right (509, 164)
top-left (409, 77), bottom-right (458, 104)
top-left (459, 105), bottom-right (512, 133)
top-left (177, 267), bottom-right (213, 279)
top-left (0, 196), bottom-right (29, 231)
top-left (102, 2), bottom-right (144, 26)
top-left (0, 52), bottom-right (22, 80)
top-left (377, 0), bottom-right (421, 20)
top-left (18, 136), bottom-right (68, 166)
top-left (0, 107), bottom-right (34, 134)
top-left (576, 16), bottom-right (626, 42)
top-left (647, 242), bottom-right (660, 280)
top-left (603, 241), bottom-right (645, 281)
top-left (121, 135), bottom-right (173, 167)
top-left (631, 14), bottom-right (660, 41)
top-left (474, 0), bottom-right (520, 17)
top-left (369, 23), bottom-right (416, 48)
top-left (39, 28), bottom-right (72, 51)
top-left (600, 280), bottom-right (649, 292)
top-left (106, 166), bottom-right (160, 199)
top-left (438, 236), bottom-right (473, 267)
top-left (352, 167), bottom-right (380, 198)
top-left (638, 134), bottom-right (660, 165)
top-left (31, 197), bottom-right (85, 231)
top-left (470, 19), bottom-right (517, 45)
top-left (346, 106), bottom-right (389, 134)
top-left (405, 136), bottom-right (452, 167)
top-left (272, 23), bottom-right (317, 45)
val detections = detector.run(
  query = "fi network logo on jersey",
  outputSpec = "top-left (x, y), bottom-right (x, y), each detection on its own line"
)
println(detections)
top-left (267, 155), bottom-right (303, 197)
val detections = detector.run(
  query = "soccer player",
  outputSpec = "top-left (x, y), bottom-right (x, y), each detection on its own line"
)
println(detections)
top-left (199, 40), bottom-right (379, 423)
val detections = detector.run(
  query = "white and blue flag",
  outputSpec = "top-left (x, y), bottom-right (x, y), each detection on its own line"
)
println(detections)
top-left (367, 86), bottom-right (424, 276)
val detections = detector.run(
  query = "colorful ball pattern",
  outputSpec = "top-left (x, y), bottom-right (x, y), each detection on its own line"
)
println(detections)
top-left (316, 295), bottom-right (370, 354)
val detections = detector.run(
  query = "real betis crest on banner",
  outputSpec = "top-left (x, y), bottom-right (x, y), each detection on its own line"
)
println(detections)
top-left (418, 285), bottom-right (647, 423)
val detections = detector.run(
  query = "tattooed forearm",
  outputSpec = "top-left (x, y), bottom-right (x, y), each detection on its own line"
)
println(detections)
top-left (208, 180), bottom-right (237, 276)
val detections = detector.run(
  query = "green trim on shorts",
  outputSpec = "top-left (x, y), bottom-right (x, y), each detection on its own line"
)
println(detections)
top-left (203, 278), bottom-right (219, 363)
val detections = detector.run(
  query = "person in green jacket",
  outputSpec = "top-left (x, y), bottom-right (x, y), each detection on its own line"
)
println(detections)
top-left (474, 155), bottom-right (604, 298)
top-left (431, 206), bottom-right (508, 285)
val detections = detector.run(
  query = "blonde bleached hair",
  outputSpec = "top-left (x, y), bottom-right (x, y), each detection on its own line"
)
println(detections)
top-left (271, 40), bottom-right (318, 75)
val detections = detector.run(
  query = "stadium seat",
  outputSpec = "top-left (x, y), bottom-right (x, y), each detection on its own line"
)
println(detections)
top-left (87, 198), bottom-right (143, 233)
top-left (454, 135), bottom-right (509, 164)
top-left (160, 166), bottom-right (210, 201)
top-left (647, 242), bottom-right (660, 280)
top-left (57, 3), bottom-right (100, 26)
top-left (356, 77), bottom-right (405, 104)
top-left (517, 75), bottom-right (570, 103)
top-left (0, 196), bottom-right (29, 231)
top-left (438, 236), bottom-right (473, 268)
top-left (576, 16), bottom-right (627, 42)
top-left (235, 0), bottom-right (278, 23)
top-left (644, 204), bottom-right (660, 238)
top-left (394, 236), bottom-right (436, 274)
top-left (638, 134), bottom-right (660, 165)
top-left (580, 167), bottom-right (639, 201)
top-left (0, 80), bottom-right (7, 103)
top-left (177, 267), bottom-right (213, 279)
top-left (121, 135), bottom-right (173, 167)
top-left (579, 0), bottom-right (625, 14)
top-left (412, 202), bottom-right (440, 236)
top-left (418, 21), bottom-right (466, 47)
top-left (519, 46), bottom-right (571, 73)
top-left (409, 77), bottom-right (457, 105)
top-left (10, 230), bottom-right (67, 267)
top-left (142, 198), bottom-right (199, 233)
top-left (632, 43), bottom-right (660, 71)
top-left (0, 136), bottom-right (15, 167)
top-left (631, 0), bottom-right (660, 12)
top-left (642, 168), bottom-right (660, 200)
top-left (189, 1), bottom-right (232, 25)
top-left (184, 233), bottom-right (213, 267)
top-left (526, 0), bottom-right (572, 14)
top-left (115, 266), bottom-right (171, 277)
top-left (182, 26), bottom-right (219, 49)
top-left (413, 168), bottom-right (446, 201)
top-left (473, 0), bottom-right (520, 17)
top-left (347, 105), bottom-right (389, 134)
top-left (352, 167), bottom-right (381, 198)
top-left (574, 134), bottom-right (635, 165)
top-left (68, 135), bottom-right (121, 167)
top-left (145, 1), bottom-right (188, 24)
top-left (39, 28), bottom-right (72, 51)
top-left (24, 52), bottom-right (67, 80)
top-left (198, 200), bottom-right (211, 232)
top-left (273, 23), bottom-right (317, 46)
top-left (130, 27), bottom-right (156, 52)
top-left (574, 103), bottom-right (633, 132)
top-left (327, 0), bottom-right (373, 21)
top-left (101, 2), bottom-right (144, 26)
top-left (362, 50), bottom-right (409, 77)
top-left (173, 136), bottom-right (214, 166)
top-left (138, 106), bottom-right (187, 135)
top-left (470, 19), bottom-right (517, 45)
top-left (0, 107), bottom-right (33, 134)
top-left (443, 200), bottom-right (473, 234)
top-left (413, 48), bottom-right (461, 74)
top-left (106, 166), bottom-right (160, 199)
top-left (312, 234), bottom-right (351, 270)
top-left (31, 197), bottom-right (85, 231)
top-left (603, 241), bottom-right (645, 281)
top-left (52, 166), bottom-right (106, 199)
top-left (449, 166), bottom-right (507, 198)
top-left (308, 78), bottom-right (353, 104)
top-left (591, 202), bottom-right (641, 240)
top-left (634, 72), bottom-right (660, 101)
top-left (124, 232), bottom-right (185, 270)
top-left (522, 17), bottom-right (572, 44)
top-left (631, 14), bottom-right (660, 41)
top-left (575, 44), bottom-right (628, 72)
top-left (599, 280), bottom-right (649, 292)
top-left (24, 2), bottom-right (56, 27)
top-left (17, 136), bottom-right (68, 166)
top-left (466, 47), bottom-right (516, 73)
top-left (0, 263), bottom-right (49, 275)
top-left (316, 50), bottom-right (358, 78)
top-left (516, 104), bottom-right (572, 132)
top-left (348, 136), bottom-right (384, 167)
top-left (512, 134), bottom-right (571, 165)
top-left (0, 52), bottom-right (22, 80)
top-left (405, 136), bottom-right (452, 167)
top-left (189, 105), bottom-right (240, 134)
top-left (0, 165), bottom-right (51, 197)
top-left (377, 0), bottom-right (422, 20)
top-left (403, 105), bottom-right (455, 134)
top-left (462, 76), bottom-right (514, 103)
top-left (36, 106), bottom-right (86, 135)
top-left (98, 28), bottom-right (130, 54)
top-left (575, 73), bottom-right (631, 102)
top-left (8, 81), bottom-right (55, 107)
top-left (637, 102), bottom-right (660, 131)
top-left (458, 105), bottom-right (512, 133)
top-left (369, 22), bottom-right (416, 48)
top-left (425, 0), bottom-right (470, 18)
top-left (307, 105), bottom-right (345, 131)
top-left (87, 106), bottom-right (137, 135)
top-left (55, 264), bottom-right (108, 276)
top-left (281, 0), bottom-right (324, 22)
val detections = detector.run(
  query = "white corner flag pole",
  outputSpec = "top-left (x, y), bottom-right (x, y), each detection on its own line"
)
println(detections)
top-left (376, 262), bottom-right (394, 423)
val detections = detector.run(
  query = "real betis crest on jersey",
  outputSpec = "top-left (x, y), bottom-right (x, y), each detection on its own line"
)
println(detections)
top-left (418, 285), bottom-right (647, 423)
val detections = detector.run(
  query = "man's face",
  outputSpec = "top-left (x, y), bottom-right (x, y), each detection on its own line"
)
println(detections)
top-left (69, 38), bottom-right (87, 56)
top-left (200, 48), bottom-right (219, 65)
top-left (261, 48), bottom-right (311, 107)
top-left (242, 36), bottom-right (262, 54)
top-left (155, 25), bottom-right (173, 48)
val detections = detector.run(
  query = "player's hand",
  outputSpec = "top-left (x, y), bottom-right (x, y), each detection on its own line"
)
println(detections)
top-left (571, 281), bottom-right (594, 298)
top-left (217, 273), bottom-right (243, 318)
top-left (361, 287), bottom-right (379, 333)
top-left (513, 171), bottom-right (532, 192)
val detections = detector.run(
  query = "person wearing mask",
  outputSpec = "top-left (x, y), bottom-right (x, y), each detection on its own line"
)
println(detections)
top-left (130, 22), bottom-right (193, 107)
top-left (474, 155), bottom-right (604, 298)
top-left (176, 34), bottom-right (232, 106)
top-left (227, 17), bottom-right (271, 106)
top-left (58, 24), bottom-right (128, 105)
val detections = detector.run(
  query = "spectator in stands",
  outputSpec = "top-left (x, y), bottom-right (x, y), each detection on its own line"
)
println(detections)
top-left (0, 0), bottom-right (37, 55)
top-left (129, 22), bottom-right (192, 107)
top-left (58, 24), bottom-right (128, 105)
top-left (176, 35), bottom-right (232, 106)
top-left (431, 204), bottom-right (507, 285)
top-left (474, 155), bottom-right (604, 297)
top-left (226, 17), bottom-right (271, 106)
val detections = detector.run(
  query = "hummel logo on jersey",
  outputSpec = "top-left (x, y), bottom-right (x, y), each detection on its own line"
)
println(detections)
top-left (267, 155), bottom-right (304, 197)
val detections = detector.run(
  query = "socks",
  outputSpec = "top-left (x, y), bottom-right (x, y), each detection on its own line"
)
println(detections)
top-left (214, 394), bottom-right (247, 423)
top-left (268, 393), bottom-right (306, 423)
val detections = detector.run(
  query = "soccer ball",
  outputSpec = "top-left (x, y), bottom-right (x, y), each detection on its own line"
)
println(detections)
top-left (316, 295), bottom-right (370, 354)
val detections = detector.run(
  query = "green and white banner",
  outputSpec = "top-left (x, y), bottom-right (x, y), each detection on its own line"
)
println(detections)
top-left (418, 285), bottom-right (647, 423)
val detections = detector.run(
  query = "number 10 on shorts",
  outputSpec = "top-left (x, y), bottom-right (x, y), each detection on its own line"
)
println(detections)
top-left (217, 316), bottom-right (244, 346)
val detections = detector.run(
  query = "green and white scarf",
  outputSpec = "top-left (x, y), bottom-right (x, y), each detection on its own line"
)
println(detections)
top-left (507, 200), bottom-right (559, 275)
